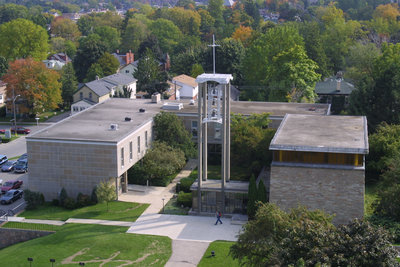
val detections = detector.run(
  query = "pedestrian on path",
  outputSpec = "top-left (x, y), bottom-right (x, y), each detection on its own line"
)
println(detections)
top-left (215, 211), bottom-right (222, 225)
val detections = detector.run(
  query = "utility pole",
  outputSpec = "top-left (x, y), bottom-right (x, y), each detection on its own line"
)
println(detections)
top-left (208, 35), bottom-right (220, 74)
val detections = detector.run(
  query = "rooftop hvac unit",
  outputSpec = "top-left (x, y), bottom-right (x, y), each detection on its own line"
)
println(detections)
top-left (125, 117), bottom-right (132, 122)
top-left (139, 108), bottom-right (145, 113)
top-left (110, 124), bottom-right (118, 130)
top-left (162, 103), bottom-right (183, 110)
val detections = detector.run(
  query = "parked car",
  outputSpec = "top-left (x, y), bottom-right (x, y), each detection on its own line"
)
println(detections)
top-left (1, 180), bottom-right (23, 194)
top-left (1, 161), bottom-right (16, 172)
top-left (0, 155), bottom-right (7, 165)
top-left (0, 189), bottom-right (23, 204)
top-left (14, 160), bottom-right (27, 173)
top-left (0, 129), bottom-right (4, 134)
top-left (18, 153), bottom-right (27, 162)
top-left (10, 127), bottom-right (30, 134)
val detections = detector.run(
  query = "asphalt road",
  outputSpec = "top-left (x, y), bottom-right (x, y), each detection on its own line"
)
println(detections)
top-left (0, 172), bottom-right (28, 217)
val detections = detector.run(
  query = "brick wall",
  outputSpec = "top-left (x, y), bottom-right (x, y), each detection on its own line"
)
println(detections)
top-left (269, 165), bottom-right (364, 225)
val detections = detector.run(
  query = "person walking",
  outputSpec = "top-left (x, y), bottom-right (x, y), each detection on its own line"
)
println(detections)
top-left (215, 210), bottom-right (222, 225)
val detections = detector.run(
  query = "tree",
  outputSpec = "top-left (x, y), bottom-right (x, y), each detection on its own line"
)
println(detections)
top-left (163, 7), bottom-right (201, 36)
top-left (96, 180), bottom-right (117, 212)
top-left (73, 34), bottom-right (107, 82)
top-left (94, 26), bottom-right (121, 53)
top-left (231, 203), bottom-right (398, 266)
top-left (150, 18), bottom-right (183, 53)
top-left (121, 19), bottom-right (149, 53)
top-left (153, 111), bottom-right (196, 159)
top-left (85, 63), bottom-right (104, 82)
top-left (349, 43), bottom-right (400, 130)
top-left (51, 17), bottom-right (81, 42)
top-left (77, 15), bottom-right (95, 36)
top-left (231, 26), bottom-right (253, 46)
top-left (96, 52), bottom-right (120, 76)
top-left (0, 4), bottom-right (28, 24)
top-left (0, 19), bottom-right (49, 61)
top-left (0, 56), bottom-right (8, 78)
top-left (247, 174), bottom-right (258, 219)
top-left (208, 0), bottom-right (224, 27)
top-left (142, 141), bottom-right (186, 184)
top-left (242, 26), bottom-right (320, 102)
top-left (134, 48), bottom-right (168, 96)
top-left (3, 58), bottom-right (62, 115)
top-left (60, 63), bottom-right (77, 108)
top-left (257, 180), bottom-right (267, 203)
top-left (190, 63), bottom-right (204, 78)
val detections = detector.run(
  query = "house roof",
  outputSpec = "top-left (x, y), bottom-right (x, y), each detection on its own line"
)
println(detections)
top-left (173, 74), bottom-right (197, 88)
top-left (269, 114), bottom-right (368, 154)
top-left (103, 73), bottom-right (137, 85)
top-left (84, 79), bottom-right (115, 97)
top-left (315, 78), bottom-right (355, 96)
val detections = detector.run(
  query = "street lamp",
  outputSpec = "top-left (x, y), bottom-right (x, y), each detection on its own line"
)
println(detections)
top-left (50, 259), bottom-right (55, 267)
top-left (35, 117), bottom-right (39, 126)
top-left (27, 257), bottom-right (33, 267)
top-left (12, 93), bottom-right (20, 136)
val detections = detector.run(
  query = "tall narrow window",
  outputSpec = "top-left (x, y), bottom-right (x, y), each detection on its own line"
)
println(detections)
top-left (129, 141), bottom-right (133, 160)
top-left (145, 131), bottom-right (148, 148)
top-left (89, 92), bottom-right (92, 100)
top-left (191, 121), bottom-right (198, 137)
top-left (137, 136), bottom-right (141, 153)
top-left (79, 92), bottom-right (83, 100)
top-left (121, 147), bottom-right (124, 168)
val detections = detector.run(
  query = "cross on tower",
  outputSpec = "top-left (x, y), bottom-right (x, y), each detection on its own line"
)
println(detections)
top-left (208, 35), bottom-right (220, 74)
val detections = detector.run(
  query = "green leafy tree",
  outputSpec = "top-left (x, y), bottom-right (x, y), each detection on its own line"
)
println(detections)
top-left (121, 18), bottom-right (149, 53)
top-left (153, 111), bottom-right (196, 159)
top-left (96, 52), bottom-right (120, 76)
top-left (134, 48), bottom-right (168, 95)
top-left (247, 174), bottom-right (258, 219)
top-left (190, 63), bottom-right (204, 78)
top-left (73, 34), bottom-right (107, 82)
top-left (257, 179), bottom-right (267, 203)
top-left (51, 17), bottom-right (81, 42)
top-left (208, 0), bottom-right (224, 27)
top-left (94, 26), bottom-right (121, 53)
top-left (85, 63), bottom-right (104, 82)
top-left (0, 56), bottom-right (8, 78)
top-left (0, 4), bottom-right (28, 24)
top-left (150, 18), bottom-right (183, 53)
top-left (0, 18), bottom-right (49, 61)
top-left (60, 64), bottom-right (78, 108)
top-left (143, 141), bottom-right (186, 184)
top-left (96, 180), bottom-right (117, 212)
top-left (77, 15), bottom-right (95, 36)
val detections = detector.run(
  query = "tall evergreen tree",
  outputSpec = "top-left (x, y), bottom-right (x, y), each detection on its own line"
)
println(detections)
top-left (257, 180), bottom-right (267, 203)
top-left (247, 174), bottom-right (258, 219)
top-left (60, 63), bottom-right (77, 108)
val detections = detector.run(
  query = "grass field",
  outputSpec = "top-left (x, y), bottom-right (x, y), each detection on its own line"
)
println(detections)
top-left (2, 222), bottom-right (62, 231)
top-left (198, 240), bottom-right (240, 267)
top-left (20, 201), bottom-right (149, 222)
top-left (0, 224), bottom-right (172, 267)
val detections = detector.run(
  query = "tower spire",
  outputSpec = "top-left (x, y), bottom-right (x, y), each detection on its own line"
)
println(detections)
top-left (208, 35), bottom-right (220, 74)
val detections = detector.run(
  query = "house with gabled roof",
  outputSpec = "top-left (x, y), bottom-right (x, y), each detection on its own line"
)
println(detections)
top-left (172, 74), bottom-right (198, 100)
top-left (71, 73), bottom-right (137, 114)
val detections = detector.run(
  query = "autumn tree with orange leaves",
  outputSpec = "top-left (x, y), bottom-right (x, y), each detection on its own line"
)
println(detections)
top-left (3, 58), bottom-right (62, 116)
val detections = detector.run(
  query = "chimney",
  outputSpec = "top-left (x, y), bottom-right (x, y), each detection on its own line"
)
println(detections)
top-left (116, 49), bottom-right (120, 54)
top-left (152, 92), bottom-right (161, 103)
top-left (95, 75), bottom-right (99, 80)
top-left (336, 78), bottom-right (341, 92)
top-left (126, 50), bottom-right (134, 64)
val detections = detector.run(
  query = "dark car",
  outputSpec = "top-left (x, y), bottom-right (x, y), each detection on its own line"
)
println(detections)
top-left (1, 180), bottom-right (23, 194)
top-left (0, 155), bottom-right (7, 165)
top-left (0, 189), bottom-right (23, 204)
top-left (1, 161), bottom-right (16, 172)
top-left (10, 127), bottom-right (30, 134)
top-left (14, 160), bottom-right (27, 173)
top-left (18, 153), bottom-right (27, 162)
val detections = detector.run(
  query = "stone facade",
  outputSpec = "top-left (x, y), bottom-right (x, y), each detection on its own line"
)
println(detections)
top-left (0, 228), bottom-right (54, 249)
top-left (269, 165), bottom-right (364, 225)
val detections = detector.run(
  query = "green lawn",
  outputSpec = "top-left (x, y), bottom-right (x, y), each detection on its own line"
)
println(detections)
top-left (198, 241), bottom-right (240, 267)
top-left (20, 201), bottom-right (149, 222)
top-left (0, 224), bottom-right (171, 267)
top-left (163, 196), bottom-right (190, 215)
top-left (190, 165), bottom-right (250, 181)
top-left (2, 222), bottom-right (62, 231)
top-left (365, 183), bottom-right (379, 217)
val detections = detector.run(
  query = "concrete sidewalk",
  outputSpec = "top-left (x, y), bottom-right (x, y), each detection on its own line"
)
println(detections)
top-left (65, 218), bottom-right (132, 227)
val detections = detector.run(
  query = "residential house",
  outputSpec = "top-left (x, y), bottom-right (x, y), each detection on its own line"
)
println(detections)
top-left (172, 74), bottom-right (198, 100)
top-left (0, 81), bottom-right (6, 106)
top-left (71, 73), bottom-right (137, 114)
top-left (43, 53), bottom-right (71, 70)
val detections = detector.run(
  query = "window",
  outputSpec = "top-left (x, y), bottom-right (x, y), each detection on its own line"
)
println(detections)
top-left (191, 121), bottom-right (198, 137)
top-left (129, 141), bottom-right (133, 160)
top-left (79, 92), bottom-right (83, 100)
top-left (121, 147), bottom-right (124, 168)
top-left (80, 107), bottom-right (85, 111)
top-left (89, 92), bottom-right (92, 100)
top-left (214, 124), bottom-right (221, 139)
top-left (73, 106), bottom-right (78, 112)
top-left (137, 136), bottom-right (141, 153)
top-left (125, 70), bottom-right (129, 73)
top-left (145, 131), bottom-right (148, 147)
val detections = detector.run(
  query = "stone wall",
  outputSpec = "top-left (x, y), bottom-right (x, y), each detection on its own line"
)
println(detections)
top-left (269, 165), bottom-right (364, 225)
top-left (0, 228), bottom-right (53, 249)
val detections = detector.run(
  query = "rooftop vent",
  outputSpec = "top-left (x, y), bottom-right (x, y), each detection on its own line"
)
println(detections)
top-left (152, 93), bottom-right (161, 103)
top-left (110, 124), bottom-right (118, 130)
top-left (189, 99), bottom-right (195, 105)
top-left (163, 103), bottom-right (183, 110)
top-left (125, 117), bottom-right (132, 122)
top-left (139, 108), bottom-right (146, 113)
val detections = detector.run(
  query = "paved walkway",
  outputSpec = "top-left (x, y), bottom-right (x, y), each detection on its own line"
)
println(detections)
top-left (165, 240), bottom-right (210, 267)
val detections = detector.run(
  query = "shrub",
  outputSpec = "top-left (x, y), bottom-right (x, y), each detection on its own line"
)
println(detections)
top-left (63, 197), bottom-right (76, 209)
top-left (59, 187), bottom-right (68, 206)
top-left (91, 186), bottom-right (98, 204)
top-left (180, 177), bottom-right (195, 193)
top-left (177, 192), bottom-right (192, 208)
top-left (76, 193), bottom-right (91, 208)
top-left (1, 138), bottom-right (10, 143)
top-left (52, 199), bottom-right (59, 206)
top-left (24, 190), bottom-right (44, 210)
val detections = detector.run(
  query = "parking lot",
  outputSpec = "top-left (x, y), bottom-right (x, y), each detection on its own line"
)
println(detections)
top-left (0, 172), bottom-right (28, 216)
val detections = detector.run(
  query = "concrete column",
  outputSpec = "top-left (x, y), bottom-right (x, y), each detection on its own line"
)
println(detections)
top-left (202, 83), bottom-right (207, 181)
top-left (221, 84), bottom-right (226, 213)
top-left (123, 172), bottom-right (128, 193)
top-left (197, 82), bottom-right (204, 213)
top-left (226, 84), bottom-right (231, 182)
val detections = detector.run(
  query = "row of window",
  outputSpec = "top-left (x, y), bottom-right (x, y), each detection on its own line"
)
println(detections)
top-left (273, 151), bottom-right (363, 167)
top-left (72, 106), bottom-right (86, 112)
top-left (79, 92), bottom-right (93, 100)
top-left (121, 131), bottom-right (148, 168)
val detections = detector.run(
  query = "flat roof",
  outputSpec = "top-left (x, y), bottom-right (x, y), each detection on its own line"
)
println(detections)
top-left (269, 114), bottom-right (368, 154)
top-left (28, 99), bottom-right (163, 143)
top-left (167, 100), bottom-right (330, 117)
